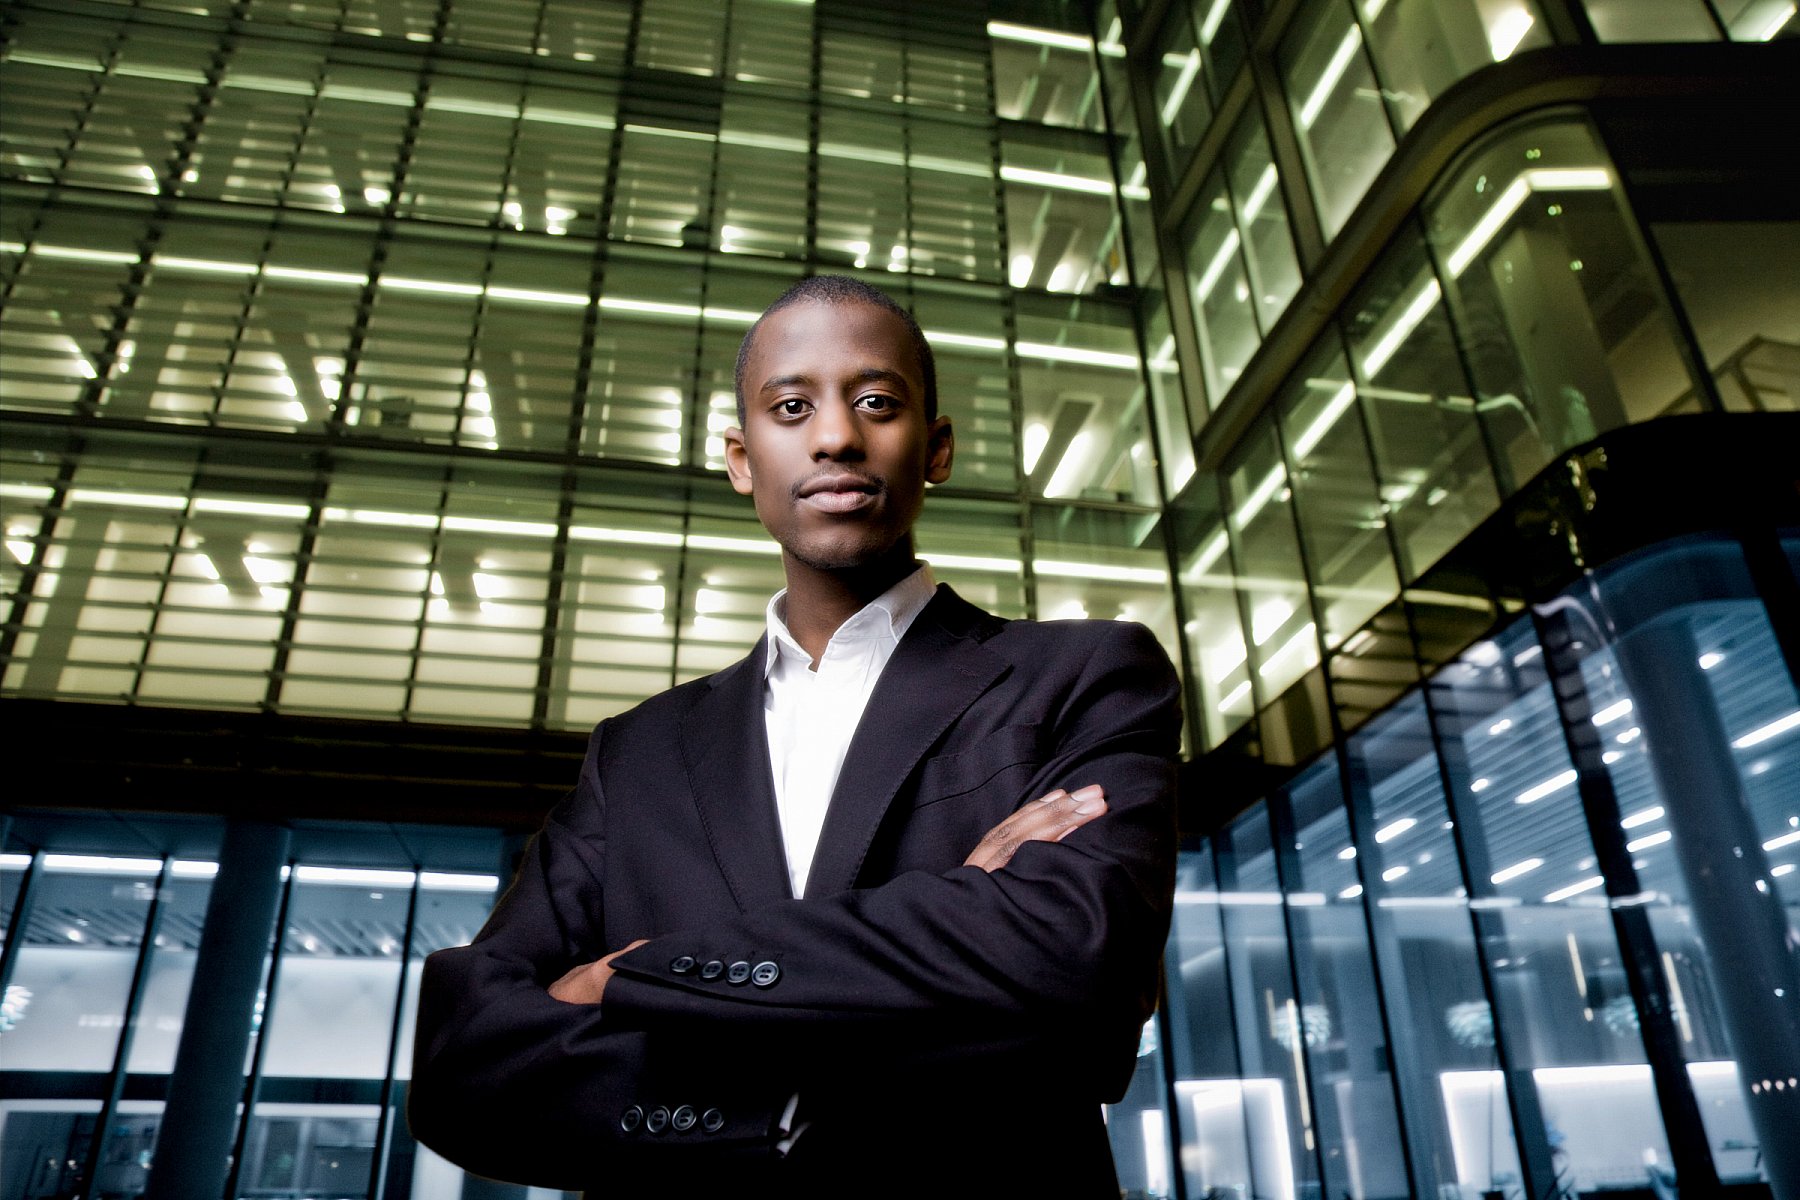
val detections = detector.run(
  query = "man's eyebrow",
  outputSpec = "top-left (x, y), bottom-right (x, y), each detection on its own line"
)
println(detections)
top-left (756, 368), bottom-right (913, 396)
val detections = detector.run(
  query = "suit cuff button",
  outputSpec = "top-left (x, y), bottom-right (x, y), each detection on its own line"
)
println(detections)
top-left (700, 1108), bottom-right (726, 1134)
top-left (670, 955), bottom-right (697, 975)
top-left (698, 959), bottom-right (725, 981)
top-left (725, 960), bottom-right (751, 985)
top-left (619, 1105), bottom-right (644, 1134)
top-left (671, 1105), bottom-right (697, 1133)
top-left (645, 1106), bottom-right (670, 1135)
top-left (751, 960), bottom-right (780, 987)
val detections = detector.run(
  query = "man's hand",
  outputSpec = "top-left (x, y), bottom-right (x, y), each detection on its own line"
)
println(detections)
top-left (548, 938), bottom-right (649, 1005)
top-left (963, 784), bottom-right (1106, 873)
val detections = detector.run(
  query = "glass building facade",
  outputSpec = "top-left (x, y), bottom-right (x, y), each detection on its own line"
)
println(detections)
top-left (2, 0), bottom-right (1796, 1196)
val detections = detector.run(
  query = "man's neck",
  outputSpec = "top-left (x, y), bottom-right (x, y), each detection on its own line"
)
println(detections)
top-left (780, 544), bottom-right (917, 666)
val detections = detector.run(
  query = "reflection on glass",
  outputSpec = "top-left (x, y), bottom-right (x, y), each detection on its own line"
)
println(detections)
top-left (1183, 170), bottom-right (1262, 405)
top-left (1582, 0), bottom-right (1723, 40)
top-left (1002, 133), bottom-right (1123, 295)
top-left (1360, 0), bottom-right (1551, 131)
top-left (1433, 620), bottom-right (1677, 1193)
top-left (1225, 112), bottom-right (1303, 336)
top-left (1152, 8), bottom-right (1213, 156)
top-left (1172, 476), bottom-right (1252, 749)
top-left (1280, 760), bottom-right (1409, 1197)
top-left (1218, 806), bottom-right (1322, 1200)
top-left (1648, 221), bottom-right (1800, 413)
top-left (1346, 693), bottom-right (1524, 1198)
top-left (1225, 423), bottom-right (1320, 718)
top-left (989, 20), bottom-right (1106, 130)
top-left (1279, 0), bottom-right (1395, 237)
top-left (1275, 339), bottom-right (1399, 653)
top-left (1015, 298), bottom-right (1155, 504)
top-left (1343, 229), bottom-right (1501, 579)
top-left (1428, 115), bottom-right (1695, 492)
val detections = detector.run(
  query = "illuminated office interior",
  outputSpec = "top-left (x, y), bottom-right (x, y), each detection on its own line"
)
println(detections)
top-left (1, 0), bottom-right (1796, 1196)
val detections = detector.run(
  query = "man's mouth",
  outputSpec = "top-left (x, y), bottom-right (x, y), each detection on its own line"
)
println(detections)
top-left (796, 472), bottom-right (881, 514)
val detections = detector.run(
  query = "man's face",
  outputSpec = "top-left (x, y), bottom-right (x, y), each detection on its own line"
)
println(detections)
top-left (725, 299), bottom-right (953, 578)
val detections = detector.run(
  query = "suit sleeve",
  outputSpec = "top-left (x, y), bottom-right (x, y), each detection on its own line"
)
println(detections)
top-left (600, 620), bottom-right (1180, 1096)
top-left (407, 724), bottom-right (783, 1188)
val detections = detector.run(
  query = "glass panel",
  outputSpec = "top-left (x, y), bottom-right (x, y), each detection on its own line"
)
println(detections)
top-left (1571, 539), bottom-right (1800, 1187)
top-left (1344, 229), bottom-right (1502, 580)
top-left (1361, 0), bottom-right (1551, 132)
top-left (989, 19), bottom-right (1106, 130)
top-left (1225, 422), bottom-right (1325, 762)
top-left (1431, 620), bottom-right (1678, 1193)
top-left (1225, 110), bottom-right (1303, 336)
top-left (1650, 221), bottom-right (1800, 413)
top-left (1428, 114), bottom-right (1696, 492)
top-left (1151, 6), bottom-right (1214, 159)
top-left (1718, 0), bottom-right (1800, 39)
top-left (916, 496), bottom-right (1028, 620)
top-left (1105, 1016), bottom-right (1178, 1199)
top-left (1165, 844), bottom-right (1260, 1199)
top-left (1275, 338), bottom-right (1398, 653)
top-left (715, 95), bottom-right (811, 262)
top-left (0, 855), bottom-right (158, 1071)
top-left (1190, 0), bottom-right (1250, 104)
top-left (636, 0), bottom-right (724, 75)
top-left (1280, 759), bottom-right (1409, 1199)
top-left (1582, 0), bottom-right (1723, 40)
top-left (1218, 806), bottom-right (1322, 1200)
top-left (1183, 168), bottom-right (1261, 406)
top-left (1002, 130), bottom-right (1120, 295)
top-left (1171, 474), bottom-right (1253, 749)
top-left (1345, 692), bottom-right (1523, 1199)
top-left (1015, 295), bottom-right (1155, 505)
top-left (910, 287), bottom-right (1016, 494)
top-left (1279, 0), bottom-right (1396, 238)
top-left (1030, 505), bottom-right (1177, 659)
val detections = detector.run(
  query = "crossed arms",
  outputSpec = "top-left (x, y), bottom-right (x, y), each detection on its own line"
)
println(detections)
top-left (408, 621), bottom-right (1179, 1188)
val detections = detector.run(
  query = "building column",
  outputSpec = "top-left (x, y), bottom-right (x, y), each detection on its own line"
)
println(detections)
top-left (144, 820), bottom-right (290, 1200)
top-left (1611, 618), bottom-right (1800, 1198)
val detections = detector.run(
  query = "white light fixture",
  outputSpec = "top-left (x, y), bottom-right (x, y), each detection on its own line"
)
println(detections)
top-left (1374, 817), bottom-right (1416, 844)
top-left (1764, 830), bottom-right (1800, 853)
top-left (1491, 857), bottom-right (1544, 885)
top-left (1734, 710), bottom-right (1800, 750)
top-left (1698, 651), bottom-right (1724, 669)
top-left (1620, 806), bottom-right (1664, 830)
top-left (1486, 7), bottom-right (1535, 60)
top-left (1159, 51), bottom-right (1202, 126)
top-left (1626, 830), bottom-right (1672, 853)
top-left (1543, 876), bottom-right (1605, 903)
top-left (1515, 768), bottom-right (1578, 805)
top-left (1592, 698), bottom-right (1634, 726)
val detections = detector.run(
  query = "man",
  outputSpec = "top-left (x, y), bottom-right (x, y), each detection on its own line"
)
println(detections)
top-left (409, 276), bottom-right (1180, 1196)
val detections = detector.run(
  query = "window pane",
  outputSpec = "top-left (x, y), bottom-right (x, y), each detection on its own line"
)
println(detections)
top-left (1650, 221), bottom-right (1800, 413)
top-left (1428, 115), bottom-right (1696, 492)
top-left (1225, 111), bottom-right (1303, 334)
top-left (1343, 230), bottom-right (1501, 581)
top-left (1362, 0), bottom-right (1551, 132)
top-left (1016, 296), bottom-right (1155, 505)
top-left (1582, 0), bottom-right (1722, 40)
top-left (1279, 0), bottom-right (1395, 237)
top-left (1183, 169), bottom-right (1261, 406)
top-left (1431, 621), bottom-right (1678, 1191)
top-left (1280, 759), bottom-right (1410, 1200)
top-left (1345, 693), bottom-right (1524, 1198)
top-left (1171, 475), bottom-right (1252, 749)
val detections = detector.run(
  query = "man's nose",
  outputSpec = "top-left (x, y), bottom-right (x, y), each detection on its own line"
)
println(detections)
top-left (809, 396), bottom-right (863, 458)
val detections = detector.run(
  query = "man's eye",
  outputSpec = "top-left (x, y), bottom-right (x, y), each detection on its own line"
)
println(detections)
top-left (775, 398), bottom-right (809, 416)
top-left (857, 394), bottom-right (897, 413)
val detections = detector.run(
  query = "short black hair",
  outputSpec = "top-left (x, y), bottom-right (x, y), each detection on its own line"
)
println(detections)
top-left (733, 275), bottom-right (938, 423)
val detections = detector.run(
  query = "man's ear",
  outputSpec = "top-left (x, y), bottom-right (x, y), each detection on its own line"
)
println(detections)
top-left (925, 415), bottom-right (954, 485)
top-left (723, 425), bottom-right (754, 496)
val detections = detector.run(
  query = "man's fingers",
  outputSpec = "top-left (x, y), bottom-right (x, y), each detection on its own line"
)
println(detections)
top-left (963, 784), bottom-right (1107, 872)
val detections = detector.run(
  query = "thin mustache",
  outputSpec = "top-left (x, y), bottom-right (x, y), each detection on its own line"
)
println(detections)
top-left (792, 471), bottom-right (885, 500)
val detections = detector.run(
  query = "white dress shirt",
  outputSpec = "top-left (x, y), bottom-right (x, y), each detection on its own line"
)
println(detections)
top-left (761, 564), bottom-right (937, 899)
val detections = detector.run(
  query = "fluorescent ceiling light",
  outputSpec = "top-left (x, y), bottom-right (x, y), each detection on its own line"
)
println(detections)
top-left (1620, 806), bottom-right (1663, 830)
top-left (1756, 2), bottom-right (1796, 39)
top-left (986, 21), bottom-right (1093, 52)
top-left (419, 871), bottom-right (501, 891)
top-left (1035, 559), bottom-right (1167, 585)
top-left (193, 498), bottom-right (310, 519)
top-left (1298, 25), bottom-right (1364, 129)
top-left (1626, 830), bottom-right (1672, 853)
top-left (1734, 710), bottom-right (1799, 749)
top-left (1543, 875), bottom-right (1605, 903)
top-left (1160, 51), bottom-right (1202, 127)
top-left (1199, 0), bottom-right (1233, 41)
top-left (568, 526), bottom-right (684, 549)
top-left (441, 516), bottom-right (557, 538)
top-left (1000, 165), bottom-right (1115, 196)
top-left (1490, 857), bottom-right (1543, 884)
top-left (1486, 7), bottom-right (1535, 60)
top-left (1592, 698), bottom-right (1634, 725)
top-left (1765, 830), bottom-right (1800, 853)
top-left (293, 865), bottom-right (416, 887)
top-left (1515, 768), bottom-right (1578, 805)
top-left (1374, 817), bottom-right (1415, 844)
top-left (1014, 342), bottom-right (1140, 370)
top-left (922, 552), bottom-right (1024, 575)
top-left (67, 489), bottom-right (186, 510)
top-left (44, 853), bottom-right (162, 875)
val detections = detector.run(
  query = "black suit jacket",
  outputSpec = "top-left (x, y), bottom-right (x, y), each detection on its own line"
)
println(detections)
top-left (409, 586), bottom-right (1180, 1196)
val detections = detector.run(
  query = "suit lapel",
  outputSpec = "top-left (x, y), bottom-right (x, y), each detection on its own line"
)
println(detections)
top-left (802, 587), bottom-right (1009, 898)
top-left (682, 641), bottom-right (795, 912)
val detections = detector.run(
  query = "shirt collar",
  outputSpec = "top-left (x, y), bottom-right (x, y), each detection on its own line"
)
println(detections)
top-left (763, 563), bottom-right (938, 676)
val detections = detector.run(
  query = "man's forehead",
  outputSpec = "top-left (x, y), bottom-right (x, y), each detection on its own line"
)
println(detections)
top-left (750, 301), bottom-right (921, 377)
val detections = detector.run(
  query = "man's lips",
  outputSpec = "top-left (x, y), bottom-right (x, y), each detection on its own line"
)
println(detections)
top-left (796, 472), bottom-right (881, 513)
